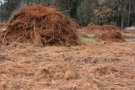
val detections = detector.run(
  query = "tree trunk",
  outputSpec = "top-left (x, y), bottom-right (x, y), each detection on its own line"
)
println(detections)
top-left (127, 0), bottom-right (131, 27)
top-left (51, 0), bottom-right (56, 6)
top-left (0, 1), bottom-right (2, 22)
top-left (121, 15), bottom-right (124, 29)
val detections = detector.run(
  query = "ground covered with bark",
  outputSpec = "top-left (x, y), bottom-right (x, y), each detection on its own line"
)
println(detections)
top-left (0, 42), bottom-right (135, 90)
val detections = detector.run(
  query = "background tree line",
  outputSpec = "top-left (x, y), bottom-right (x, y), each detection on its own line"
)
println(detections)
top-left (0, 0), bottom-right (135, 28)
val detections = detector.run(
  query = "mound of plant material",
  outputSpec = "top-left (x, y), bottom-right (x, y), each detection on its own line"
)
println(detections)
top-left (3, 4), bottom-right (79, 46)
top-left (87, 24), bottom-right (125, 42)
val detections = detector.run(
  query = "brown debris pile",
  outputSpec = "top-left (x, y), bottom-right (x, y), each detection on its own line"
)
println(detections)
top-left (0, 23), bottom-right (5, 27)
top-left (0, 23), bottom-right (3, 28)
top-left (0, 23), bottom-right (6, 45)
top-left (87, 23), bottom-right (101, 31)
top-left (3, 4), bottom-right (79, 46)
top-left (87, 24), bottom-right (125, 42)
top-left (0, 23), bottom-right (6, 31)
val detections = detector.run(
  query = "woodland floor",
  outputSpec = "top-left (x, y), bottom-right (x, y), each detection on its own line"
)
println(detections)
top-left (0, 42), bottom-right (135, 90)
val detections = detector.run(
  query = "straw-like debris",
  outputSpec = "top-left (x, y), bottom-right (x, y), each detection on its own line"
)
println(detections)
top-left (87, 24), bottom-right (125, 42)
top-left (3, 4), bottom-right (79, 46)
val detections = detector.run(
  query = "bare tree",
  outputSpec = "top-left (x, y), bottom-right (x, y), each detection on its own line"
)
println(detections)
top-left (51, 0), bottom-right (56, 6)
top-left (0, 1), bottom-right (3, 22)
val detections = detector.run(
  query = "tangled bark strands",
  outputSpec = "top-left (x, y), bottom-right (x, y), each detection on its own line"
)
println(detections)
top-left (87, 24), bottom-right (125, 42)
top-left (0, 23), bottom-right (6, 30)
top-left (4, 3), bottom-right (79, 46)
top-left (0, 24), bottom-right (3, 28)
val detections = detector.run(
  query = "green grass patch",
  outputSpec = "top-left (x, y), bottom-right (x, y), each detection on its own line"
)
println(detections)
top-left (124, 33), bottom-right (135, 37)
top-left (80, 34), bottom-right (96, 42)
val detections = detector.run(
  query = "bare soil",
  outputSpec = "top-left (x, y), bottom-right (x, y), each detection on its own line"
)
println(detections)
top-left (0, 42), bottom-right (135, 90)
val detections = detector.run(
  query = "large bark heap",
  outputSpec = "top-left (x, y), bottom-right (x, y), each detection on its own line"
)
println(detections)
top-left (3, 4), bottom-right (79, 46)
top-left (87, 24), bottom-right (125, 42)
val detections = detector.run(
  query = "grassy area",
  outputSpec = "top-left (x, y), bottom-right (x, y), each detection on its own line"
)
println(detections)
top-left (80, 37), bottom-right (96, 42)
top-left (124, 32), bottom-right (135, 42)
top-left (80, 34), bottom-right (96, 42)
top-left (126, 38), bottom-right (135, 42)
top-left (124, 33), bottom-right (135, 37)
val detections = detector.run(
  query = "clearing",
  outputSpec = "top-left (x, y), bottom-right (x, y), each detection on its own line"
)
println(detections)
top-left (0, 42), bottom-right (135, 90)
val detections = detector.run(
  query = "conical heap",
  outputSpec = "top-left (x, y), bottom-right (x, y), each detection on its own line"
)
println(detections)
top-left (4, 4), bottom-right (79, 46)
